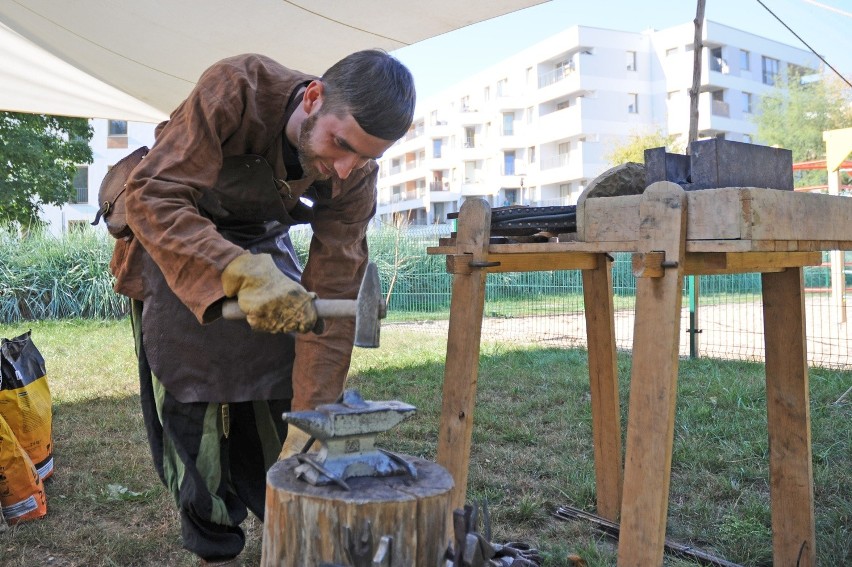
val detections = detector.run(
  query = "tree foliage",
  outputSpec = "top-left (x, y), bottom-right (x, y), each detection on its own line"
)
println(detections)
top-left (604, 129), bottom-right (685, 167)
top-left (754, 73), bottom-right (852, 187)
top-left (0, 112), bottom-right (93, 227)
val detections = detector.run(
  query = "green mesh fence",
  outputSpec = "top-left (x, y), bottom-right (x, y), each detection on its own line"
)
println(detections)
top-left (2, 225), bottom-right (849, 369)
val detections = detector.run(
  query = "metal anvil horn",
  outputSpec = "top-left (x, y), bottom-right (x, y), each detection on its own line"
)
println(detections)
top-left (283, 389), bottom-right (417, 489)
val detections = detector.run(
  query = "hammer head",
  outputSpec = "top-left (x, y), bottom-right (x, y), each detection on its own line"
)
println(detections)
top-left (354, 262), bottom-right (386, 348)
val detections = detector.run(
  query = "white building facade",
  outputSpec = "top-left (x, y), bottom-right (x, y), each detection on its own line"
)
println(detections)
top-left (42, 118), bottom-right (156, 235)
top-left (375, 20), bottom-right (819, 227)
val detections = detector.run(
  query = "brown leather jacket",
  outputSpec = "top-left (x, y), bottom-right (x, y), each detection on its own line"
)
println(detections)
top-left (111, 54), bottom-right (377, 410)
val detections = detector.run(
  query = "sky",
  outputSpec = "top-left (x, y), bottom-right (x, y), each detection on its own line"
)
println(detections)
top-left (392, 0), bottom-right (852, 105)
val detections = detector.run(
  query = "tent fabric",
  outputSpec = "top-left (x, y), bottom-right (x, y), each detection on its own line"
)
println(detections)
top-left (0, 0), bottom-right (546, 122)
top-left (823, 127), bottom-right (852, 173)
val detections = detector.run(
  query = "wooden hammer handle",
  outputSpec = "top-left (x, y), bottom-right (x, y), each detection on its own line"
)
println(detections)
top-left (221, 298), bottom-right (358, 321)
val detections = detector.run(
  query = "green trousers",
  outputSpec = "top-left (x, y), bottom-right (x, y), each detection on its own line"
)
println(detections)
top-left (131, 300), bottom-right (289, 560)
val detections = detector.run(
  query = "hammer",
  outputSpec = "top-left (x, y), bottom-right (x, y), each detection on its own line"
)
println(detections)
top-left (221, 261), bottom-right (386, 348)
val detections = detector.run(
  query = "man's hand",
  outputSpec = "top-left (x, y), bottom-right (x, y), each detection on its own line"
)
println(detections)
top-left (221, 253), bottom-right (318, 333)
top-left (278, 424), bottom-right (316, 461)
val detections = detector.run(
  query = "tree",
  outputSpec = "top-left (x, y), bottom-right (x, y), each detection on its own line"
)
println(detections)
top-left (604, 129), bottom-right (684, 167)
top-left (0, 112), bottom-right (93, 227)
top-left (754, 73), bottom-right (852, 188)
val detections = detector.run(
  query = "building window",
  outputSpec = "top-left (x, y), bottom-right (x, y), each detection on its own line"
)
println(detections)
top-left (484, 86), bottom-right (490, 101)
top-left (740, 49), bottom-right (750, 71)
top-left (742, 92), bottom-right (753, 113)
top-left (107, 120), bottom-right (128, 149)
top-left (72, 166), bottom-right (88, 203)
top-left (628, 93), bottom-right (639, 114)
top-left (626, 50), bottom-right (637, 71)
top-left (460, 95), bottom-right (470, 111)
top-left (502, 112), bottom-right (514, 136)
top-left (762, 56), bottom-right (779, 85)
top-left (526, 106), bottom-right (534, 124)
top-left (555, 58), bottom-right (573, 79)
top-left (528, 146), bottom-right (536, 164)
top-left (504, 151), bottom-right (516, 175)
top-left (464, 127), bottom-right (475, 148)
top-left (433, 139), bottom-right (442, 158)
top-left (497, 78), bottom-right (508, 97)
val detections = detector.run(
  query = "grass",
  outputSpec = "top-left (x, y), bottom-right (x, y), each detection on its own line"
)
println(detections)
top-left (0, 319), bottom-right (850, 566)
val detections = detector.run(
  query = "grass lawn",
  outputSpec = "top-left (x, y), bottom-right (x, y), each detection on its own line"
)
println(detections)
top-left (0, 319), bottom-right (849, 566)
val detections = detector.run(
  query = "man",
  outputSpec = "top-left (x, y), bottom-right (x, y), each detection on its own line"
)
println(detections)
top-left (110, 50), bottom-right (415, 566)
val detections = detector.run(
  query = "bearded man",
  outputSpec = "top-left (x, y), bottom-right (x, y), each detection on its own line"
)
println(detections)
top-left (110, 50), bottom-right (415, 566)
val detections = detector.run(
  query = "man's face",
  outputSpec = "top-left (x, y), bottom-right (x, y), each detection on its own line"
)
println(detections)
top-left (298, 111), bottom-right (395, 181)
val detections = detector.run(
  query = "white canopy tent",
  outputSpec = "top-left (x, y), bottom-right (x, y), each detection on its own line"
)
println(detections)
top-left (0, 0), bottom-right (546, 122)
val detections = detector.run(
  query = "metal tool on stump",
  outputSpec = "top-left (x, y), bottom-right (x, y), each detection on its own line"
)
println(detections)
top-left (284, 389), bottom-right (417, 490)
top-left (222, 261), bottom-right (386, 347)
top-left (262, 391), bottom-right (454, 566)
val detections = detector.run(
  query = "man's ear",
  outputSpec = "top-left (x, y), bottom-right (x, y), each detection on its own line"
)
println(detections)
top-left (303, 80), bottom-right (324, 114)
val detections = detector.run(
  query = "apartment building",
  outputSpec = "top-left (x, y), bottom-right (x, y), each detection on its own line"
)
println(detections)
top-left (375, 20), bottom-right (819, 227)
top-left (42, 118), bottom-right (156, 235)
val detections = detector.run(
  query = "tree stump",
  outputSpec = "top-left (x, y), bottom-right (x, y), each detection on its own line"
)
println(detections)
top-left (262, 456), bottom-right (453, 566)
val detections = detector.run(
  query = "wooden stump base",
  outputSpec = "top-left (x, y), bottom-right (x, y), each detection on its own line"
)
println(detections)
top-left (262, 456), bottom-right (454, 566)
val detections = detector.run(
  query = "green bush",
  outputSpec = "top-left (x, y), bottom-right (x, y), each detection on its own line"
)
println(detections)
top-left (0, 227), bottom-right (128, 322)
top-left (0, 224), bottom-right (838, 324)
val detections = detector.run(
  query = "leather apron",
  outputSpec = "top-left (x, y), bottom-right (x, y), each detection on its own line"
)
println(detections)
top-left (140, 155), bottom-right (314, 403)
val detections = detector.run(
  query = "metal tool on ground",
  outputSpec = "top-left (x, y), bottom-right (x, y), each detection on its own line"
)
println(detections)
top-left (222, 261), bottom-right (386, 347)
top-left (283, 389), bottom-right (417, 489)
top-left (443, 504), bottom-right (542, 566)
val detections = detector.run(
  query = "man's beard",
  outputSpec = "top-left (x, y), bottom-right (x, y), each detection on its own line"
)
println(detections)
top-left (297, 112), bottom-right (329, 180)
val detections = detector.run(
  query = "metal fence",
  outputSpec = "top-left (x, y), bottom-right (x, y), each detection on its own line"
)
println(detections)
top-left (319, 225), bottom-right (852, 370)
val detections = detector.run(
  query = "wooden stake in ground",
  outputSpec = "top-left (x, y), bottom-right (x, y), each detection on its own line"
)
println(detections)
top-left (687, 0), bottom-right (706, 149)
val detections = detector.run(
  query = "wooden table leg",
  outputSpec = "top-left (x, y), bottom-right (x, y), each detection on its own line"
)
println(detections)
top-left (762, 267), bottom-right (816, 566)
top-left (618, 182), bottom-right (687, 566)
top-left (582, 253), bottom-right (622, 521)
top-left (436, 199), bottom-right (491, 516)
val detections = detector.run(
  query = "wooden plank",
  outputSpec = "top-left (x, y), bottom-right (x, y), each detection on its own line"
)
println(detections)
top-left (436, 198), bottom-right (491, 518)
top-left (681, 188), bottom-right (747, 240)
top-left (577, 187), bottom-right (852, 246)
top-left (581, 195), bottom-right (642, 243)
top-left (582, 254), bottom-right (623, 521)
top-left (683, 251), bottom-right (822, 275)
top-left (618, 181), bottom-right (687, 566)
top-left (761, 268), bottom-right (816, 566)
top-left (446, 251), bottom-right (600, 274)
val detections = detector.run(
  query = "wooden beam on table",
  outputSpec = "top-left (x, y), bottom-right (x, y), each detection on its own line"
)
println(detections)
top-left (682, 251), bottom-right (822, 275)
top-left (445, 251), bottom-right (600, 274)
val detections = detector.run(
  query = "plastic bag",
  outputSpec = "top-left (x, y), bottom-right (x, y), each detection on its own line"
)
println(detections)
top-left (0, 330), bottom-right (54, 480)
top-left (0, 412), bottom-right (47, 524)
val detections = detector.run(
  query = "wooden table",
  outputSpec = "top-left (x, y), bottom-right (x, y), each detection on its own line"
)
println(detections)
top-left (426, 182), bottom-right (852, 566)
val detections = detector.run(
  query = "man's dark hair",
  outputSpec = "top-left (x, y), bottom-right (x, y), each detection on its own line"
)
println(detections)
top-left (321, 49), bottom-right (416, 141)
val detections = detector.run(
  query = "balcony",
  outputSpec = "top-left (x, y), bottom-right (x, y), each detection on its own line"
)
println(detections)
top-left (537, 104), bottom-right (582, 144)
top-left (712, 99), bottom-right (730, 118)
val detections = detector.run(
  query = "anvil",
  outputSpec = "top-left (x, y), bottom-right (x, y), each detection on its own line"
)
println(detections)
top-left (283, 389), bottom-right (417, 489)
